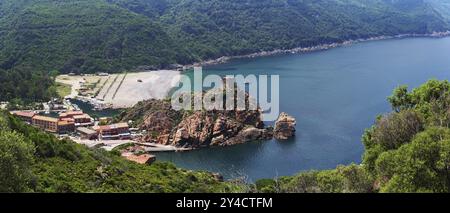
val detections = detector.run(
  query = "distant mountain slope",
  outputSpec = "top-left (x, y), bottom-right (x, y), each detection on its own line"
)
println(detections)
top-left (0, 0), bottom-right (191, 73)
top-left (1, 0), bottom-right (450, 102)
top-left (1, 0), bottom-right (449, 74)
top-left (427, 0), bottom-right (450, 20)
top-left (110, 0), bottom-right (450, 60)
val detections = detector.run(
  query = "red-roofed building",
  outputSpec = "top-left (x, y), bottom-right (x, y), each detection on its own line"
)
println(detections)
top-left (11, 111), bottom-right (35, 123)
top-left (57, 120), bottom-right (76, 134)
top-left (93, 123), bottom-right (130, 140)
top-left (32, 115), bottom-right (60, 133)
top-left (59, 111), bottom-right (84, 119)
top-left (11, 110), bottom-right (80, 134)
top-left (59, 111), bottom-right (93, 127)
top-left (31, 115), bottom-right (75, 134)
top-left (73, 114), bottom-right (92, 125)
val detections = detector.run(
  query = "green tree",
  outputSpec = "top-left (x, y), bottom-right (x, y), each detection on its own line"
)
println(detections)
top-left (388, 85), bottom-right (412, 112)
top-left (375, 128), bottom-right (450, 192)
top-left (365, 110), bottom-right (424, 151)
top-left (0, 130), bottom-right (35, 192)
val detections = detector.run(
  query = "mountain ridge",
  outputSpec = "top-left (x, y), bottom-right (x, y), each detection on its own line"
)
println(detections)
top-left (1, 0), bottom-right (450, 102)
top-left (1, 0), bottom-right (450, 74)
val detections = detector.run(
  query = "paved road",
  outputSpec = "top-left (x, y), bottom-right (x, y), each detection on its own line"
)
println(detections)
top-left (72, 138), bottom-right (192, 152)
top-left (137, 142), bottom-right (192, 152)
top-left (73, 138), bottom-right (134, 151)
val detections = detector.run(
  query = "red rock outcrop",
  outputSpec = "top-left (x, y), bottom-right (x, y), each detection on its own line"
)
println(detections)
top-left (274, 112), bottom-right (296, 140)
top-left (119, 99), bottom-right (296, 148)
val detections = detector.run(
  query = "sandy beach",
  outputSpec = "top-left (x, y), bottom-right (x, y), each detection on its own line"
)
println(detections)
top-left (56, 70), bottom-right (181, 109)
top-left (109, 71), bottom-right (181, 108)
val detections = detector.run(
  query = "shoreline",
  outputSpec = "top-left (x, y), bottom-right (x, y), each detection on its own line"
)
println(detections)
top-left (61, 31), bottom-right (450, 112)
top-left (57, 71), bottom-right (182, 110)
top-left (187, 31), bottom-right (450, 68)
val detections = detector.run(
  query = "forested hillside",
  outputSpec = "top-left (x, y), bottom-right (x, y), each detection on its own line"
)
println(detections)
top-left (0, 0), bottom-right (189, 73)
top-left (1, 0), bottom-right (450, 102)
top-left (0, 111), bottom-right (243, 192)
top-left (2, 0), bottom-right (450, 74)
top-left (111, 0), bottom-right (449, 60)
top-left (428, 0), bottom-right (450, 20)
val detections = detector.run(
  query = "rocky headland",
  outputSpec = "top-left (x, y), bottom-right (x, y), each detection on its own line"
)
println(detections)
top-left (116, 99), bottom-right (296, 149)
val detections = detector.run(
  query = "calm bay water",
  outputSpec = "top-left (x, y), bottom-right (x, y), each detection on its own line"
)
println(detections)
top-left (156, 37), bottom-right (450, 181)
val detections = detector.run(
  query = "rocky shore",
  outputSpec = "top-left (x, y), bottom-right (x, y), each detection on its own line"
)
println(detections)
top-left (117, 99), bottom-right (296, 149)
top-left (274, 112), bottom-right (297, 140)
top-left (189, 31), bottom-right (450, 67)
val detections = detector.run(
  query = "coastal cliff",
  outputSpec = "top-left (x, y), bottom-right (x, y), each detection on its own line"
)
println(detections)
top-left (116, 99), bottom-right (295, 148)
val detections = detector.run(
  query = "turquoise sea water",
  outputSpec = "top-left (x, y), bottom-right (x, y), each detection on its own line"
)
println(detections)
top-left (145, 37), bottom-right (450, 181)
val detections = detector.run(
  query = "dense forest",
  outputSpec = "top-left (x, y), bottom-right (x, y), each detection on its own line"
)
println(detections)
top-left (112, 0), bottom-right (450, 60)
top-left (0, 111), bottom-right (244, 192)
top-left (1, 0), bottom-right (450, 102)
top-left (2, 0), bottom-right (450, 73)
top-left (428, 0), bottom-right (450, 20)
top-left (256, 80), bottom-right (450, 193)
top-left (0, 68), bottom-right (57, 103)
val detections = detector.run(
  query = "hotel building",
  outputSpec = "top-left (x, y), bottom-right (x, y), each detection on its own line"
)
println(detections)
top-left (93, 123), bottom-right (130, 140)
